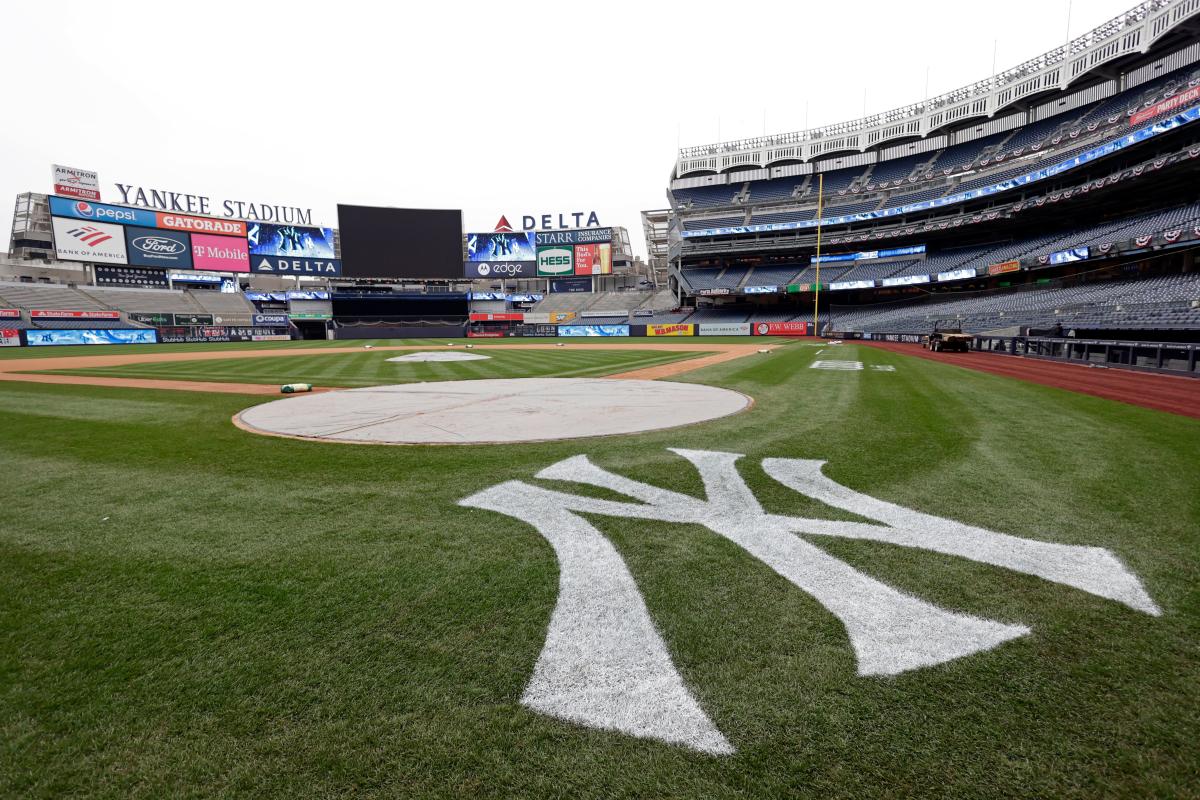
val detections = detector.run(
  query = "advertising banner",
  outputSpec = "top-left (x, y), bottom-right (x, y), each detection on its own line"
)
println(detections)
top-left (463, 260), bottom-right (536, 278)
top-left (0, 309), bottom-right (20, 318)
top-left (830, 280), bottom-right (876, 291)
top-left (124, 225), bottom-right (193, 268)
top-left (550, 311), bottom-right (577, 323)
top-left (50, 196), bottom-right (157, 227)
top-left (550, 276), bottom-right (591, 293)
top-left (743, 285), bottom-right (779, 294)
top-left (247, 222), bottom-right (336, 258)
top-left (0, 329), bottom-right (20, 347)
top-left (128, 312), bottom-right (172, 326)
top-left (252, 313), bottom-right (289, 326)
top-left (466, 330), bottom-right (506, 338)
top-left (754, 321), bottom-right (812, 336)
top-left (535, 228), bottom-right (613, 246)
top-left (515, 323), bottom-right (559, 337)
top-left (699, 323), bottom-right (751, 336)
top-left (31, 309), bottom-right (121, 319)
top-left (937, 268), bottom-right (977, 282)
top-left (156, 326), bottom-right (279, 343)
top-left (1049, 247), bottom-right (1089, 264)
top-left (52, 165), bottom-right (100, 200)
top-left (988, 260), bottom-right (1020, 275)
top-left (469, 312), bottom-right (524, 322)
top-left (574, 243), bottom-right (597, 276)
top-left (1129, 86), bottom-right (1200, 126)
top-left (573, 243), bottom-right (612, 275)
top-left (466, 232), bottom-right (537, 262)
top-left (559, 325), bottom-right (629, 337)
top-left (172, 313), bottom-right (215, 326)
top-left (52, 217), bottom-right (129, 264)
top-left (696, 288), bottom-right (731, 296)
top-left (811, 244), bottom-right (926, 263)
top-left (94, 265), bottom-right (170, 288)
top-left (26, 328), bottom-right (158, 346)
top-left (523, 313), bottom-right (550, 324)
top-left (537, 245), bottom-right (575, 277)
top-left (191, 233), bottom-right (249, 272)
top-left (170, 272), bottom-right (222, 284)
top-left (646, 323), bottom-right (695, 337)
top-left (880, 274), bottom-right (930, 287)
top-left (250, 256), bottom-right (342, 276)
top-left (156, 213), bottom-right (246, 237)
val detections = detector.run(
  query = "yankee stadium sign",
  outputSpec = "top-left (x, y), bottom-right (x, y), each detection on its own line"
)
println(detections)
top-left (113, 183), bottom-right (315, 224)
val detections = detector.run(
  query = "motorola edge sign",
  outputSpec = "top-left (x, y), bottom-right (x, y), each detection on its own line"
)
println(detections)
top-left (463, 261), bottom-right (535, 278)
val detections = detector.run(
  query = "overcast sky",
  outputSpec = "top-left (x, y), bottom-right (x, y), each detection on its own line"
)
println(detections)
top-left (3, 0), bottom-right (1138, 259)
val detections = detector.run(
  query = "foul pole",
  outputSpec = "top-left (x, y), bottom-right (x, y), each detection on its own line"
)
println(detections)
top-left (813, 173), bottom-right (824, 336)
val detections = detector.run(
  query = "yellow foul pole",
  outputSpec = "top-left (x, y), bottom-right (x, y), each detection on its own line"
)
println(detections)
top-left (813, 173), bottom-right (824, 337)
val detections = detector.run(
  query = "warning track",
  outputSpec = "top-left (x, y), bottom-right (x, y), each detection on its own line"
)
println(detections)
top-left (862, 341), bottom-right (1200, 419)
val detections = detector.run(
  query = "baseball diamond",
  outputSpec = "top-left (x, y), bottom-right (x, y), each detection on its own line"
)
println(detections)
top-left (3, 2), bottom-right (1200, 798)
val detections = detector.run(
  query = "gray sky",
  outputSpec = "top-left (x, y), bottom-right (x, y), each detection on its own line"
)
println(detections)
top-left (3, 0), bottom-right (1137, 259)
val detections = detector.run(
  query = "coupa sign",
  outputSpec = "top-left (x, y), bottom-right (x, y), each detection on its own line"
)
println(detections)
top-left (537, 246), bottom-right (573, 277)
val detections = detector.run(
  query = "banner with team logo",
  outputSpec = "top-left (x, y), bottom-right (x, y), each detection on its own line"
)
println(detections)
top-left (52, 217), bottom-right (128, 264)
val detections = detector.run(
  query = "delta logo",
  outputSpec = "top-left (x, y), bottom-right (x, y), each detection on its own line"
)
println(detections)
top-left (67, 225), bottom-right (113, 248)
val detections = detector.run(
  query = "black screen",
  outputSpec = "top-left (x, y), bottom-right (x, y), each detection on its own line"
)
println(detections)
top-left (337, 204), bottom-right (463, 279)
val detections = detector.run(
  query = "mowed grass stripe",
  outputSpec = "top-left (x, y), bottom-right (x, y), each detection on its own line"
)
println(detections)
top-left (34, 349), bottom-right (710, 387)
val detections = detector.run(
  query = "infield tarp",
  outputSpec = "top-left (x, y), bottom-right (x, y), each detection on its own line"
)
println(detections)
top-left (559, 325), bottom-right (630, 337)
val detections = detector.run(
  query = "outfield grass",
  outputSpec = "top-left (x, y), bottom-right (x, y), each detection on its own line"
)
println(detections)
top-left (1, 343), bottom-right (1197, 798)
top-left (0, 335), bottom-right (783, 361)
top-left (30, 348), bottom-right (708, 387)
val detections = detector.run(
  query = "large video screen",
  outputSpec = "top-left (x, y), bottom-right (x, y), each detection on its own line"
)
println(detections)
top-left (337, 204), bottom-right (463, 279)
top-left (247, 222), bottom-right (336, 258)
top-left (465, 232), bottom-right (536, 262)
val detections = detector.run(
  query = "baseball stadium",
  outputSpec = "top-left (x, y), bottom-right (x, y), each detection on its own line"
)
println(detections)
top-left (2, 2), bottom-right (1199, 798)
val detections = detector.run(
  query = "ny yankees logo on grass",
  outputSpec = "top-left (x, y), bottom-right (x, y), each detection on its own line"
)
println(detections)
top-left (459, 449), bottom-right (1159, 756)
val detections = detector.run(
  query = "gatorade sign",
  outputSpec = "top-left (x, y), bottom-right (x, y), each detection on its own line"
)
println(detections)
top-left (537, 245), bottom-right (574, 276)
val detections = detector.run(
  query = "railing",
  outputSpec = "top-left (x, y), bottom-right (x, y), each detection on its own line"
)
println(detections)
top-left (676, 0), bottom-right (1193, 169)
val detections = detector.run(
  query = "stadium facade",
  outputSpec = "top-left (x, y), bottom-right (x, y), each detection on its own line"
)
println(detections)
top-left (661, 0), bottom-right (1200, 348)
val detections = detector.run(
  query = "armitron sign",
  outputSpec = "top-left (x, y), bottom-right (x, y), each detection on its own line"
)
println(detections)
top-left (52, 164), bottom-right (100, 201)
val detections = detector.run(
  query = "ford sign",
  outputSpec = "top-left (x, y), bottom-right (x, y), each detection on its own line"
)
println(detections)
top-left (132, 235), bottom-right (185, 255)
top-left (124, 226), bottom-right (193, 268)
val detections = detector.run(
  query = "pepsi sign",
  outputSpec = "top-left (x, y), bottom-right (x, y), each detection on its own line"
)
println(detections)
top-left (49, 196), bottom-right (158, 227)
top-left (124, 226), bottom-right (193, 268)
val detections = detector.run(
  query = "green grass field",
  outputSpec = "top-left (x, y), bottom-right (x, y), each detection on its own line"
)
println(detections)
top-left (31, 348), bottom-right (706, 387)
top-left (1, 341), bottom-right (1197, 798)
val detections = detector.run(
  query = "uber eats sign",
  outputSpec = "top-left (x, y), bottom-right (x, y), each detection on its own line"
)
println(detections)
top-left (537, 245), bottom-right (573, 276)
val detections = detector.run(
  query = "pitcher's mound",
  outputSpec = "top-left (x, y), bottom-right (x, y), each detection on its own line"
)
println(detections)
top-left (235, 378), bottom-right (750, 445)
top-left (386, 352), bottom-right (491, 362)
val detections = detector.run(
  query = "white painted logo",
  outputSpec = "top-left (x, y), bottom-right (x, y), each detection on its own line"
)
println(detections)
top-left (460, 449), bottom-right (1159, 755)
